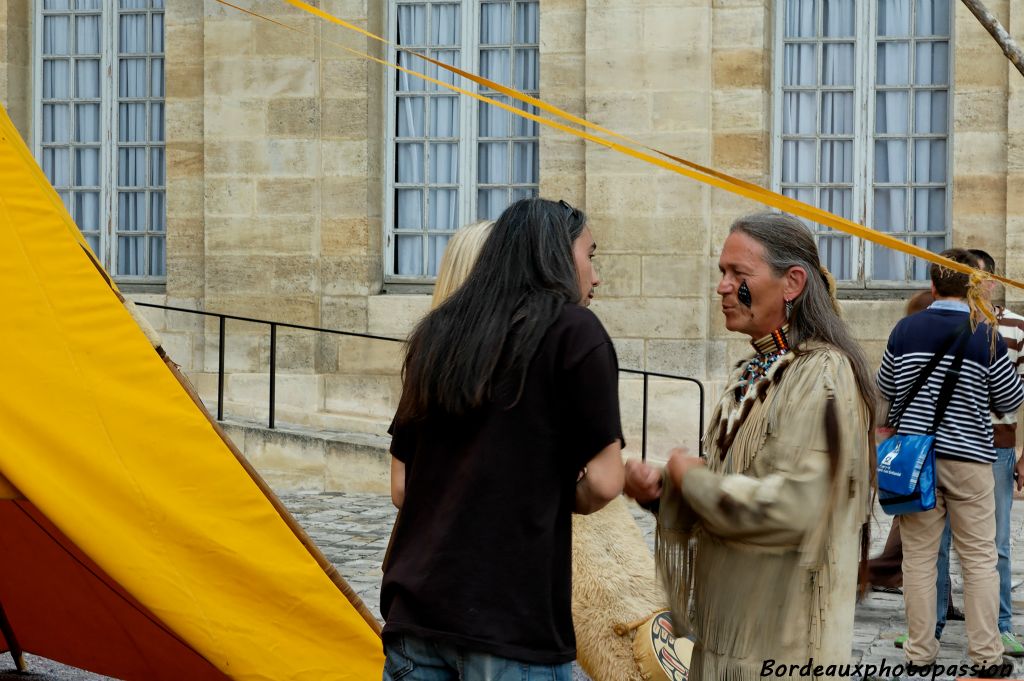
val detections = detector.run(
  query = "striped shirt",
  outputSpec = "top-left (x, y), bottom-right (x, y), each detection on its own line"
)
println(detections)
top-left (992, 306), bottom-right (1024, 447)
top-left (876, 301), bottom-right (1024, 464)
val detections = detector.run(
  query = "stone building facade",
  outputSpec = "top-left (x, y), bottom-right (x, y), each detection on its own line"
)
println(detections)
top-left (2, 0), bottom-right (1022, 492)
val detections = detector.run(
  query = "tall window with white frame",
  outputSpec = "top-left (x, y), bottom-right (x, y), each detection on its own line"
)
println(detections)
top-left (388, 0), bottom-right (540, 280)
top-left (776, 0), bottom-right (951, 286)
top-left (36, 0), bottom-right (166, 283)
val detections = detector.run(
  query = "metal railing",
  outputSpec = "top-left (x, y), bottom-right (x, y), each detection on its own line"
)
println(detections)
top-left (136, 302), bottom-right (705, 460)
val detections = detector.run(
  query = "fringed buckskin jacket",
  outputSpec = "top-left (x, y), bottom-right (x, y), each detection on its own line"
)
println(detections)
top-left (656, 340), bottom-right (872, 681)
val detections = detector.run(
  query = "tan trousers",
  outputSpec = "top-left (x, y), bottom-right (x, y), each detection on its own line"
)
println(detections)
top-left (900, 458), bottom-right (1001, 665)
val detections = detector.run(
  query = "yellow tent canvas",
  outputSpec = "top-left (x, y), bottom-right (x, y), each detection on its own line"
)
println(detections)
top-left (0, 102), bottom-right (383, 680)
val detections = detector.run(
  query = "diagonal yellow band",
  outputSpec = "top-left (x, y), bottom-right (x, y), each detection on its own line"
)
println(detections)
top-left (226, 0), bottom-right (1022, 291)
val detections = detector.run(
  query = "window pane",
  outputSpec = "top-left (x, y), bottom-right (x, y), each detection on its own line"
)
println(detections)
top-left (119, 102), bottom-right (146, 142)
top-left (913, 139), bottom-right (946, 183)
top-left (396, 189), bottom-right (423, 229)
top-left (785, 0), bottom-right (816, 37)
top-left (152, 12), bottom-right (164, 52)
top-left (479, 99), bottom-right (510, 138)
top-left (478, 188), bottom-right (508, 220)
top-left (875, 91), bottom-right (909, 134)
top-left (85, 234), bottom-right (100, 254)
top-left (823, 0), bottom-right (854, 37)
top-left (44, 0), bottom-right (71, 8)
top-left (874, 188), bottom-right (908, 231)
top-left (395, 235), bottom-right (424, 275)
top-left (512, 141), bottom-right (538, 184)
top-left (915, 42), bottom-right (948, 85)
top-left (873, 243), bottom-right (906, 280)
top-left (397, 97), bottom-right (425, 137)
top-left (75, 14), bottom-right (100, 54)
top-left (481, 3), bottom-right (512, 44)
top-left (77, 0), bottom-right (101, 7)
top-left (119, 146), bottom-right (147, 186)
top-left (120, 58), bottom-right (147, 97)
top-left (820, 140), bottom-right (853, 183)
top-left (784, 44), bottom-right (816, 86)
top-left (149, 236), bottom-right (166, 277)
top-left (117, 236), bottom-right (144, 276)
top-left (783, 92), bottom-right (816, 135)
top-left (75, 148), bottom-right (100, 186)
top-left (43, 104), bottom-right (71, 143)
top-left (783, 186), bottom-right (815, 206)
top-left (820, 188), bottom-right (853, 218)
top-left (118, 192), bottom-right (146, 230)
top-left (511, 101), bottom-right (538, 136)
top-left (478, 142), bottom-right (509, 184)
top-left (396, 4), bottom-right (426, 45)
top-left (916, 0), bottom-right (950, 36)
top-left (877, 0), bottom-right (911, 36)
top-left (75, 192), bottom-right (100, 230)
top-left (480, 49), bottom-right (511, 84)
top-left (150, 103), bottom-right (165, 142)
top-left (874, 139), bottom-right (908, 183)
top-left (427, 188), bottom-right (458, 229)
top-left (876, 42), bottom-right (910, 85)
top-left (396, 142), bottom-right (424, 183)
top-left (396, 51), bottom-right (427, 91)
top-left (430, 4), bottom-right (460, 46)
top-left (150, 191), bottom-right (165, 230)
top-left (821, 43), bottom-right (854, 86)
top-left (820, 92), bottom-right (853, 134)
top-left (426, 49), bottom-right (459, 91)
top-left (914, 90), bottom-right (947, 134)
top-left (782, 140), bottom-right (816, 183)
top-left (429, 143), bottom-right (459, 183)
top-left (913, 188), bottom-right (946, 231)
top-left (428, 235), bottom-right (449, 277)
top-left (818, 236), bottom-right (852, 280)
top-left (42, 148), bottom-right (71, 187)
top-left (43, 16), bottom-right (71, 55)
top-left (151, 58), bottom-right (165, 97)
top-left (43, 60), bottom-right (71, 98)
top-left (911, 236), bottom-right (946, 279)
top-left (151, 147), bottom-right (167, 186)
top-left (119, 0), bottom-right (148, 8)
top-left (430, 96), bottom-right (459, 136)
top-left (512, 187), bottom-right (536, 202)
top-left (76, 103), bottom-right (100, 143)
top-left (119, 14), bottom-right (147, 53)
top-left (515, 2), bottom-right (539, 43)
top-left (76, 59), bottom-right (100, 98)
top-left (514, 48), bottom-right (538, 91)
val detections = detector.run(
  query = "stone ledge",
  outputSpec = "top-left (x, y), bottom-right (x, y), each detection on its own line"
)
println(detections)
top-left (220, 418), bottom-right (390, 496)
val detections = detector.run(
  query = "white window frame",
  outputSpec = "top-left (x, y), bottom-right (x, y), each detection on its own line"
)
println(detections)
top-left (382, 0), bottom-right (540, 284)
top-left (32, 1), bottom-right (166, 285)
top-left (771, 0), bottom-right (954, 290)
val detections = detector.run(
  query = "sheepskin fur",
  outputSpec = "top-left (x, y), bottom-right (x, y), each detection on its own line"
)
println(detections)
top-left (572, 496), bottom-right (666, 681)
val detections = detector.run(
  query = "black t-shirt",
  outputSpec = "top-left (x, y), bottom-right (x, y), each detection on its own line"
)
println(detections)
top-left (381, 304), bottom-right (624, 664)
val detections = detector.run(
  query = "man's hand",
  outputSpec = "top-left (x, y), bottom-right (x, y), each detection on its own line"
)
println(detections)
top-left (665, 447), bottom-right (705, 488)
top-left (624, 458), bottom-right (662, 504)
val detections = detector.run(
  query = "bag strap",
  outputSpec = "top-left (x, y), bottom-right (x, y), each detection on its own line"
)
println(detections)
top-left (887, 320), bottom-right (970, 429)
top-left (929, 322), bottom-right (973, 433)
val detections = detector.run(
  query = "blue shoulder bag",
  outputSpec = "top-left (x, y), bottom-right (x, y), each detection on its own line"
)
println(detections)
top-left (877, 322), bottom-right (971, 515)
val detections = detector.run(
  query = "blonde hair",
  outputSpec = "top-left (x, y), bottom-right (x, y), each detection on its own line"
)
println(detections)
top-left (431, 220), bottom-right (495, 308)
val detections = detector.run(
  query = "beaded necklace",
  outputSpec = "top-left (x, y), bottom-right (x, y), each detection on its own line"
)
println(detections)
top-left (737, 325), bottom-right (790, 398)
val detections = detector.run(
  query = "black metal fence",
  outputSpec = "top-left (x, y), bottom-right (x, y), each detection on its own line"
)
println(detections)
top-left (135, 302), bottom-right (705, 461)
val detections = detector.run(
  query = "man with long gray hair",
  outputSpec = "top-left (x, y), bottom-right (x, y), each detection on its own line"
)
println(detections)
top-left (626, 213), bottom-right (874, 679)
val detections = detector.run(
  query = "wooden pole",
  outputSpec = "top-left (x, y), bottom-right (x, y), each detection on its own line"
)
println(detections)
top-left (0, 601), bottom-right (27, 672)
top-left (960, 0), bottom-right (1024, 79)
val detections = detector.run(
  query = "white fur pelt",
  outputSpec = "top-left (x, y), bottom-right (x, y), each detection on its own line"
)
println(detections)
top-left (572, 496), bottom-right (666, 681)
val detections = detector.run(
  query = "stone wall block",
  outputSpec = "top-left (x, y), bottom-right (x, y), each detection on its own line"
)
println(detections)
top-left (324, 374), bottom-right (401, 419)
top-left (642, 254), bottom-right (705, 297)
top-left (268, 97), bottom-right (321, 137)
top-left (336, 335), bottom-right (405, 375)
top-left (590, 297), bottom-right (706, 339)
top-left (595, 254), bottom-right (642, 298)
top-left (366, 294), bottom-right (431, 337)
top-left (256, 177), bottom-right (320, 215)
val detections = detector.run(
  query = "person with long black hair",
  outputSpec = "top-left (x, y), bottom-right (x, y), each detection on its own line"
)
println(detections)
top-left (380, 197), bottom-right (625, 681)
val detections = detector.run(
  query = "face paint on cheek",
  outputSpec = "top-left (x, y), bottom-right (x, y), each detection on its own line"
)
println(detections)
top-left (738, 280), bottom-right (752, 308)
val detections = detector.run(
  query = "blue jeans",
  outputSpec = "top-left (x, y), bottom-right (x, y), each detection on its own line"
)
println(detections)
top-left (994, 447), bottom-right (1016, 634)
top-left (383, 633), bottom-right (573, 681)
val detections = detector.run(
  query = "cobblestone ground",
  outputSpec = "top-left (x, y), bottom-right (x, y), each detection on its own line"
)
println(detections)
top-left (3, 493), bottom-right (1024, 680)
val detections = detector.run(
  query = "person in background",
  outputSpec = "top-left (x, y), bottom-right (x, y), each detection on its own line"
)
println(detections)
top-left (966, 248), bottom-right (1024, 657)
top-left (877, 248), bottom-right (1023, 676)
top-left (381, 198), bottom-right (624, 681)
